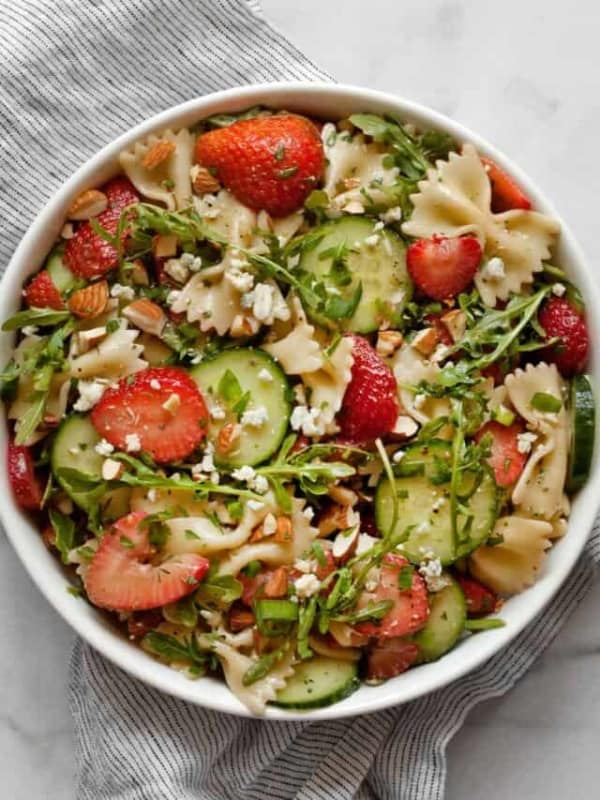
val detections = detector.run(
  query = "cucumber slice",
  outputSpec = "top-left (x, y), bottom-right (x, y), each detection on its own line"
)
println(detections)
top-left (52, 415), bottom-right (103, 511)
top-left (190, 348), bottom-right (291, 468)
top-left (45, 247), bottom-right (82, 294)
top-left (375, 441), bottom-right (497, 565)
top-left (567, 374), bottom-right (595, 492)
top-left (271, 656), bottom-right (360, 710)
top-left (414, 579), bottom-right (466, 663)
top-left (298, 216), bottom-right (411, 333)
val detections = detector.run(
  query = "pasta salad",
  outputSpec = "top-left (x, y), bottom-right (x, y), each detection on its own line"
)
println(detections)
top-left (3, 107), bottom-right (595, 713)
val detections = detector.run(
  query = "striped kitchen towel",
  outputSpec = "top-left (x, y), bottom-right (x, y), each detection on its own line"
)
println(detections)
top-left (1, 1), bottom-right (599, 798)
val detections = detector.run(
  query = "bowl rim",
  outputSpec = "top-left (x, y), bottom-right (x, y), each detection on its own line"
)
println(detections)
top-left (1, 80), bottom-right (599, 720)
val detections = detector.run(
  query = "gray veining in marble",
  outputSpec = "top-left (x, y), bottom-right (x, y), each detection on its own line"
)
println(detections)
top-left (1, 1), bottom-right (600, 798)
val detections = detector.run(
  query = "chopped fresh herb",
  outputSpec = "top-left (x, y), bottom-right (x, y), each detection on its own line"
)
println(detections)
top-left (397, 564), bottom-right (414, 590)
top-left (278, 165), bottom-right (298, 179)
top-left (531, 392), bottom-right (562, 413)
top-left (49, 509), bottom-right (75, 564)
top-left (464, 618), bottom-right (506, 631)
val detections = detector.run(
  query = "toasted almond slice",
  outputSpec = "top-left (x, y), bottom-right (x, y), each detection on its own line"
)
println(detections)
top-left (332, 526), bottom-right (359, 561)
top-left (77, 326), bottom-right (108, 353)
top-left (129, 259), bottom-right (150, 286)
top-left (376, 330), bottom-right (404, 357)
top-left (263, 566), bottom-right (289, 598)
top-left (67, 189), bottom-right (108, 221)
top-left (216, 422), bottom-right (241, 454)
top-left (68, 280), bottom-right (109, 319)
top-left (273, 516), bottom-right (293, 543)
top-left (230, 314), bottom-right (260, 338)
top-left (390, 415), bottom-right (419, 439)
top-left (190, 164), bottom-right (221, 194)
top-left (141, 140), bottom-right (176, 171)
top-left (101, 458), bottom-right (125, 481)
top-left (440, 309), bottom-right (467, 343)
top-left (328, 485), bottom-right (358, 506)
top-left (318, 504), bottom-right (360, 537)
top-left (162, 392), bottom-right (181, 415)
top-left (411, 327), bottom-right (439, 356)
top-left (123, 298), bottom-right (167, 336)
top-left (229, 606), bottom-right (255, 632)
top-left (152, 234), bottom-right (178, 259)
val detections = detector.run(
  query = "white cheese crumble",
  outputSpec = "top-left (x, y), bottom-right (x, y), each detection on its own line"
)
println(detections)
top-left (552, 282), bottom-right (566, 297)
top-left (258, 367), bottom-right (274, 383)
top-left (164, 258), bottom-right (190, 284)
top-left (247, 499), bottom-right (265, 511)
top-left (294, 558), bottom-right (317, 574)
top-left (262, 513), bottom-right (277, 536)
top-left (110, 283), bottom-right (135, 301)
top-left (379, 206), bottom-right (403, 224)
top-left (392, 449), bottom-right (405, 464)
top-left (414, 393), bottom-right (427, 410)
top-left (294, 573), bottom-right (321, 599)
top-left (166, 289), bottom-right (182, 307)
top-left (241, 405), bottom-right (268, 428)
top-left (418, 557), bottom-right (449, 593)
top-left (232, 465), bottom-right (256, 482)
top-left (94, 438), bottom-right (115, 457)
top-left (149, 379), bottom-right (161, 391)
top-left (73, 379), bottom-right (107, 412)
top-left (180, 252), bottom-right (203, 272)
top-left (22, 325), bottom-right (38, 336)
top-left (481, 257), bottom-right (506, 282)
top-left (302, 506), bottom-right (315, 521)
top-left (210, 405), bottom-right (226, 421)
top-left (290, 405), bottom-right (326, 437)
top-left (517, 431), bottom-right (537, 454)
top-left (125, 433), bottom-right (141, 452)
top-left (364, 234), bottom-right (380, 247)
top-left (356, 533), bottom-right (378, 557)
top-left (373, 220), bottom-right (385, 232)
top-left (250, 474), bottom-right (269, 495)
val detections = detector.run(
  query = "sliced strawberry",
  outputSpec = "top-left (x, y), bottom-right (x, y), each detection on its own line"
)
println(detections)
top-left (90, 366), bottom-right (208, 463)
top-left (481, 156), bottom-right (532, 213)
top-left (85, 511), bottom-right (209, 611)
top-left (337, 335), bottom-right (399, 443)
top-left (23, 270), bottom-right (64, 310)
top-left (8, 443), bottom-right (43, 510)
top-left (538, 297), bottom-right (589, 377)
top-left (475, 420), bottom-right (528, 487)
top-left (407, 235), bottom-right (482, 301)
top-left (64, 177), bottom-right (139, 279)
top-left (366, 637), bottom-right (420, 681)
top-left (456, 575), bottom-right (497, 618)
top-left (354, 554), bottom-right (429, 640)
top-left (195, 114), bottom-right (324, 217)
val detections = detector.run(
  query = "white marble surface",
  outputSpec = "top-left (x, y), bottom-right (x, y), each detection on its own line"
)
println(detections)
top-left (2, 0), bottom-right (600, 797)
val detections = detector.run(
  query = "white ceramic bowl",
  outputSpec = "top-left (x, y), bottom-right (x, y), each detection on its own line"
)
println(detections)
top-left (1, 82), bottom-right (598, 720)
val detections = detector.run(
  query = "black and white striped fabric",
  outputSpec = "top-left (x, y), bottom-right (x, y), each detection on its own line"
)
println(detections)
top-left (1, 1), bottom-right (599, 798)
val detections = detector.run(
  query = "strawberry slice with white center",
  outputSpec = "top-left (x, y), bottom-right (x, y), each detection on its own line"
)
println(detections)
top-left (90, 366), bottom-right (208, 463)
top-left (354, 554), bottom-right (429, 640)
top-left (85, 511), bottom-right (209, 611)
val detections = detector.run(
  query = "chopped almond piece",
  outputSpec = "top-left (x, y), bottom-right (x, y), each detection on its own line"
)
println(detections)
top-left (101, 458), bottom-right (125, 481)
top-left (263, 567), bottom-right (289, 598)
top-left (328, 485), bottom-right (358, 506)
top-left (441, 309), bottom-right (467, 343)
top-left (129, 259), bottom-right (150, 286)
top-left (141, 140), bottom-right (176, 170)
top-left (67, 189), bottom-right (108, 221)
top-left (191, 164), bottom-right (221, 194)
top-left (376, 330), bottom-right (404, 357)
top-left (273, 516), bottom-right (293, 543)
top-left (411, 327), bottom-right (439, 356)
top-left (68, 280), bottom-right (109, 319)
top-left (216, 422), bottom-right (241, 454)
top-left (230, 314), bottom-right (260, 338)
top-left (229, 604), bottom-right (255, 632)
top-left (332, 526), bottom-right (359, 561)
top-left (123, 298), bottom-right (167, 336)
top-left (152, 234), bottom-right (178, 259)
top-left (390, 415), bottom-right (419, 439)
top-left (318, 504), bottom-right (359, 537)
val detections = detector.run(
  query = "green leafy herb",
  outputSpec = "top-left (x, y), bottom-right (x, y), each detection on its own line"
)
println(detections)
top-left (1, 308), bottom-right (71, 331)
top-left (195, 572), bottom-right (242, 610)
top-left (242, 643), bottom-right (289, 686)
top-left (397, 564), bottom-right (414, 590)
top-left (464, 617), bottom-right (506, 631)
top-left (143, 631), bottom-right (212, 672)
top-left (49, 509), bottom-right (75, 564)
top-left (163, 595), bottom-right (198, 628)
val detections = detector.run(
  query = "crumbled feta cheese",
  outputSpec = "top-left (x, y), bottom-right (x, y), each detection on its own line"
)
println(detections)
top-left (290, 405), bottom-right (325, 437)
top-left (147, 489), bottom-right (157, 502)
top-left (73, 379), bottom-right (107, 412)
top-left (294, 558), bottom-right (317, 574)
top-left (262, 513), bottom-right (277, 536)
top-left (552, 282), bottom-right (566, 297)
top-left (166, 290), bottom-right (182, 307)
top-left (226, 268), bottom-right (254, 293)
top-left (517, 431), bottom-right (537, 454)
top-left (258, 367), bottom-right (274, 383)
top-left (180, 252), bottom-right (203, 272)
top-left (150, 379), bottom-right (161, 391)
top-left (22, 325), bottom-right (38, 336)
top-left (373, 220), bottom-right (385, 232)
top-left (431, 344), bottom-right (451, 364)
top-left (419, 557), bottom-right (449, 593)
top-left (164, 258), bottom-right (190, 284)
top-left (94, 438), bottom-right (115, 457)
top-left (247, 499), bottom-right (265, 511)
top-left (189, 352), bottom-right (204, 365)
top-left (110, 283), bottom-right (135, 301)
top-left (293, 384), bottom-right (307, 405)
top-left (294, 573), bottom-right (321, 599)
top-left (380, 206), bottom-right (403, 224)
top-left (364, 234), bottom-right (380, 247)
top-left (232, 465), bottom-right (256, 482)
top-left (481, 257), bottom-right (506, 282)
top-left (287, 253), bottom-right (300, 269)
top-left (414, 393), bottom-right (427, 410)
top-left (302, 506), bottom-right (315, 521)
top-left (241, 405), bottom-right (268, 428)
top-left (242, 282), bottom-right (273, 322)
top-left (210, 405), bottom-right (226, 421)
top-left (125, 433), bottom-right (141, 452)
top-left (249, 474), bottom-right (269, 495)
top-left (197, 443), bottom-right (216, 474)
top-left (392, 449), bottom-right (405, 464)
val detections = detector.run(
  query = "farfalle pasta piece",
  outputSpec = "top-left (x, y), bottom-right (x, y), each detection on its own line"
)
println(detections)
top-left (194, 189), bottom-right (257, 248)
top-left (391, 343), bottom-right (451, 425)
top-left (402, 144), bottom-right (560, 305)
top-left (212, 641), bottom-right (295, 714)
top-left (505, 363), bottom-right (569, 521)
top-left (321, 123), bottom-right (399, 212)
top-left (263, 317), bottom-right (323, 374)
top-left (119, 128), bottom-right (194, 210)
top-left (69, 328), bottom-right (147, 380)
top-left (302, 336), bottom-right (354, 433)
top-left (469, 515), bottom-right (553, 595)
top-left (170, 267), bottom-right (242, 337)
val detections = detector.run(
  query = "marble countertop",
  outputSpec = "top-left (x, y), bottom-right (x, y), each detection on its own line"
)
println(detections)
top-left (2, 0), bottom-right (600, 797)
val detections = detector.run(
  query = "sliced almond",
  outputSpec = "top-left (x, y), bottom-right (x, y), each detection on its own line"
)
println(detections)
top-left (230, 314), bottom-right (260, 338)
top-left (318, 504), bottom-right (360, 537)
top-left (152, 234), bottom-right (178, 259)
top-left (123, 298), bottom-right (167, 336)
top-left (191, 164), bottom-right (221, 194)
top-left (390, 415), bottom-right (419, 439)
top-left (440, 309), bottom-right (467, 343)
top-left (68, 280), bottom-right (109, 319)
top-left (216, 422), bottom-right (241, 454)
top-left (411, 327), bottom-right (439, 357)
top-left (67, 189), bottom-right (108, 221)
top-left (101, 458), bottom-right (125, 481)
top-left (263, 566), bottom-right (289, 598)
top-left (376, 330), bottom-right (404, 358)
top-left (129, 259), bottom-right (150, 286)
top-left (229, 606), bottom-right (255, 632)
top-left (342, 176), bottom-right (361, 190)
top-left (162, 392), bottom-right (181, 415)
top-left (328, 485), bottom-right (358, 507)
top-left (342, 200), bottom-right (365, 215)
top-left (273, 516), bottom-right (293, 543)
top-left (141, 140), bottom-right (176, 171)
top-left (332, 526), bottom-right (359, 561)
top-left (77, 326), bottom-right (107, 353)
top-left (61, 223), bottom-right (75, 239)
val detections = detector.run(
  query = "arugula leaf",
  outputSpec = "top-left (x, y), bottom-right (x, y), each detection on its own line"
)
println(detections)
top-left (2, 308), bottom-right (71, 331)
top-left (142, 631), bottom-right (211, 671)
top-left (218, 369), bottom-right (243, 405)
top-left (49, 509), bottom-right (76, 564)
top-left (195, 572), bottom-right (242, 610)
top-left (163, 595), bottom-right (198, 628)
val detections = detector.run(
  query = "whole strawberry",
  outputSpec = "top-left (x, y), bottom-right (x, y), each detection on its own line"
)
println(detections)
top-left (195, 114), bottom-right (324, 217)
top-left (337, 335), bottom-right (399, 442)
top-left (407, 235), bottom-right (482, 301)
top-left (538, 297), bottom-right (589, 377)
top-left (24, 270), bottom-right (64, 310)
top-left (64, 177), bottom-right (139, 279)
